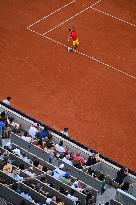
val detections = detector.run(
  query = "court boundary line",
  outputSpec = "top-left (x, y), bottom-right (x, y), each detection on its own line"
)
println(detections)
top-left (27, 28), bottom-right (136, 80)
top-left (27, 0), bottom-right (76, 29)
top-left (90, 7), bottom-right (136, 28)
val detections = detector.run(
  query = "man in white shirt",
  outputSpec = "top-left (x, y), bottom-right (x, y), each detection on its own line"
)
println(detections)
top-left (62, 154), bottom-right (73, 166)
top-left (53, 164), bottom-right (65, 180)
top-left (28, 123), bottom-right (39, 138)
top-left (67, 189), bottom-right (79, 205)
top-left (55, 140), bottom-right (66, 155)
top-left (3, 97), bottom-right (12, 106)
top-left (61, 128), bottom-right (69, 137)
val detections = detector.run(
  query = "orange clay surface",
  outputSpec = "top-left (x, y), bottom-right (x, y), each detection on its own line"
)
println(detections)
top-left (0, 0), bottom-right (136, 170)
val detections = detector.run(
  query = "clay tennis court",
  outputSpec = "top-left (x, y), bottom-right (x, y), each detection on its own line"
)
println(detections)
top-left (0, 0), bottom-right (136, 170)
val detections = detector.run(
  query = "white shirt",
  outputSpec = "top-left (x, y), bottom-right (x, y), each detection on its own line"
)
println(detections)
top-left (55, 144), bottom-right (65, 153)
top-left (28, 126), bottom-right (38, 138)
top-left (24, 170), bottom-right (35, 178)
top-left (67, 194), bottom-right (78, 205)
top-left (61, 130), bottom-right (69, 137)
top-left (20, 192), bottom-right (33, 202)
top-left (3, 99), bottom-right (11, 106)
top-left (53, 167), bottom-right (65, 180)
top-left (46, 198), bottom-right (52, 204)
top-left (14, 175), bottom-right (23, 182)
top-left (13, 148), bottom-right (21, 156)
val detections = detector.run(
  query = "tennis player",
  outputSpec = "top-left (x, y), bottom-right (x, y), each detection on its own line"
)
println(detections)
top-left (68, 27), bottom-right (79, 52)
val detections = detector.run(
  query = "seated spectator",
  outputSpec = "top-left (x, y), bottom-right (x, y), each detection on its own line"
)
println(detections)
top-left (87, 168), bottom-right (97, 178)
top-left (20, 153), bottom-right (31, 163)
top-left (53, 164), bottom-right (65, 180)
top-left (85, 154), bottom-right (99, 166)
top-left (0, 119), bottom-right (6, 132)
top-left (3, 162), bottom-right (12, 174)
top-left (62, 154), bottom-right (73, 166)
top-left (37, 127), bottom-right (49, 139)
top-left (45, 133), bottom-right (54, 149)
top-left (24, 167), bottom-right (35, 178)
top-left (55, 140), bottom-right (66, 156)
top-left (13, 148), bottom-right (21, 157)
top-left (20, 187), bottom-right (34, 202)
top-left (7, 116), bottom-right (20, 130)
top-left (73, 152), bottom-right (86, 166)
top-left (60, 172), bottom-right (72, 186)
top-left (36, 139), bottom-right (44, 150)
top-left (53, 196), bottom-right (64, 205)
top-left (121, 181), bottom-right (130, 191)
top-left (59, 187), bottom-right (67, 195)
top-left (61, 128), bottom-right (69, 137)
top-left (33, 158), bottom-right (40, 167)
top-left (115, 167), bottom-right (128, 185)
top-left (3, 150), bottom-right (10, 160)
top-left (22, 131), bottom-right (32, 143)
top-left (12, 168), bottom-right (24, 182)
top-left (45, 192), bottom-right (53, 204)
top-left (28, 123), bottom-right (39, 138)
top-left (2, 96), bottom-right (12, 106)
top-left (0, 111), bottom-right (7, 122)
top-left (19, 164), bottom-right (25, 170)
top-left (71, 180), bottom-right (83, 192)
top-left (12, 183), bottom-right (21, 194)
top-left (83, 187), bottom-right (95, 204)
top-left (5, 141), bottom-right (12, 151)
top-left (100, 175), bottom-right (106, 194)
top-left (67, 189), bottom-right (79, 205)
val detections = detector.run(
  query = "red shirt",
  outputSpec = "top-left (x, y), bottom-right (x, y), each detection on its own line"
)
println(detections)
top-left (70, 31), bottom-right (78, 41)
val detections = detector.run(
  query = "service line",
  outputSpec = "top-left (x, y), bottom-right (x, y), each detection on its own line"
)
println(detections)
top-left (27, 0), bottom-right (76, 29)
top-left (27, 28), bottom-right (136, 80)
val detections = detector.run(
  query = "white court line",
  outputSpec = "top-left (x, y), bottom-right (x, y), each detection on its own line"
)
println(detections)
top-left (27, 0), bottom-right (76, 29)
top-left (90, 7), bottom-right (136, 28)
top-left (27, 28), bottom-right (136, 80)
top-left (43, 0), bottom-right (103, 35)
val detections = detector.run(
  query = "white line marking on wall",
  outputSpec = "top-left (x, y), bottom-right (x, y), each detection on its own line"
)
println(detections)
top-left (27, 28), bottom-right (136, 80)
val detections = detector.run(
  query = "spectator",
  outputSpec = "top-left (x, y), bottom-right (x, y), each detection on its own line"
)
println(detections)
top-left (12, 168), bottom-right (24, 182)
top-left (13, 148), bottom-right (21, 157)
top-left (59, 187), bottom-right (67, 195)
top-left (45, 133), bottom-right (54, 149)
top-left (22, 131), bottom-right (32, 143)
top-left (121, 181), bottom-right (130, 191)
top-left (5, 141), bottom-right (12, 151)
top-left (54, 196), bottom-right (64, 205)
top-left (12, 183), bottom-right (21, 194)
top-left (100, 175), bottom-right (106, 194)
top-left (20, 153), bottom-right (31, 163)
top-left (3, 96), bottom-right (12, 106)
top-left (45, 192), bottom-right (53, 204)
top-left (73, 153), bottom-right (86, 166)
top-left (85, 155), bottom-right (99, 166)
top-left (60, 172), bottom-right (72, 186)
top-left (115, 167), bottom-right (128, 185)
top-left (33, 158), bottom-right (40, 167)
top-left (0, 119), bottom-right (6, 132)
top-left (3, 162), bottom-right (12, 174)
top-left (53, 164), bottom-right (65, 180)
top-left (71, 180), bottom-right (83, 192)
top-left (3, 150), bottom-right (10, 160)
top-left (55, 140), bottom-right (66, 156)
top-left (36, 139), bottom-right (44, 150)
top-left (28, 123), bottom-right (39, 138)
top-left (38, 127), bottom-right (49, 139)
top-left (67, 189), bottom-right (79, 205)
top-left (24, 167), bottom-right (35, 178)
top-left (20, 187), bottom-right (33, 202)
top-left (61, 128), bottom-right (69, 137)
top-left (62, 154), bottom-right (73, 166)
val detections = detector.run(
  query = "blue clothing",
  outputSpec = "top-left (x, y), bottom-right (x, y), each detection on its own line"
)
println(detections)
top-left (0, 121), bottom-right (6, 131)
top-left (38, 129), bottom-right (48, 139)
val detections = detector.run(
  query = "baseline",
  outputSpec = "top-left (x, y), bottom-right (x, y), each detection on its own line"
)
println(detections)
top-left (27, 28), bottom-right (136, 80)
top-left (43, 0), bottom-right (103, 35)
